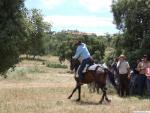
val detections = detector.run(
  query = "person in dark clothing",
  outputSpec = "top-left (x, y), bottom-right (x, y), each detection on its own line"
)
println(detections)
top-left (137, 55), bottom-right (149, 97)
top-left (129, 59), bottom-right (140, 95)
top-left (108, 57), bottom-right (119, 87)
top-left (145, 55), bottom-right (150, 99)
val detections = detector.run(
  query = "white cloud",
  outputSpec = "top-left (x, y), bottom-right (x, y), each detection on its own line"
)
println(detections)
top-left (44, 15), bottom-right (117, 35)
top-left (39, 0), bottom-right (64, 9)
top-left (79, 0), bottom-right (112, 12)
top-left (44, 15), bottom-right (113, 27)
top-left (25, 0), bottom-right (117, 35)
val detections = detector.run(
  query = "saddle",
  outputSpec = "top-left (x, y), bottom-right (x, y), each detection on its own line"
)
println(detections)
top-left (75, 64), bottom-right (106, 78)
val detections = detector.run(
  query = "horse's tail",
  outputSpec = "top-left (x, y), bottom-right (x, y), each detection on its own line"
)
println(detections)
top-left (104, 68), bottom-right (118, 91)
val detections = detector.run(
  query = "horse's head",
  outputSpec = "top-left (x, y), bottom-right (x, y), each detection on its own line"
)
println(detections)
top-left (70, 58), bottom-right (80, 71)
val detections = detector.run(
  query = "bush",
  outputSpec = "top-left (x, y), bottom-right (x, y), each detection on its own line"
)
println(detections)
top-left (46, 63), bottom-right (68, 69)
top-left (7, 68), bottom-right (30, 80)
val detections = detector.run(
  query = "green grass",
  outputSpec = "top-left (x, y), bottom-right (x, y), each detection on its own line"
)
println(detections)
top-left (5, 66), bottom-right (48, 81)
top-left (46, 62), bottom-right (68, 69)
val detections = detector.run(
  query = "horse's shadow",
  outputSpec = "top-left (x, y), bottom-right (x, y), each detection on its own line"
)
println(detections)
top-left (73, 100), bottom-right (99, 105)
top-left (72, 100), bottom-right (111, 106)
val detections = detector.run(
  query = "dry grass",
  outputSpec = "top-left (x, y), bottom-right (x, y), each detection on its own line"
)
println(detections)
top-left (0, 56), bottom-right (150, 113)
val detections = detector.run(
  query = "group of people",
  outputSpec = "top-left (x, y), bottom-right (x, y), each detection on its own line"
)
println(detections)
top-left (72, 40), bottom-right (150, 99)
top-left (109, 54), bottom-right (150, 99)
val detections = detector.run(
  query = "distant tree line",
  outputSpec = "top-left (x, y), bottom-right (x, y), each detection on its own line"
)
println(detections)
top-left (55, 32), bottom-right (106, 63)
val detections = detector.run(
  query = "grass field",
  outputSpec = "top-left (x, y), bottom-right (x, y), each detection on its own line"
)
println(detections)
top-left (0, 56), bottom-right (149, 113)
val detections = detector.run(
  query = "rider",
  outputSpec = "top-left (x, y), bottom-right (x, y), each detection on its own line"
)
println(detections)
top-left (73, 41), bottom-right (92, 85)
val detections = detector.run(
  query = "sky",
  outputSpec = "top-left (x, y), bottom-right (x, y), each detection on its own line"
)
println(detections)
top-left (25, 0), bottom-right (119, 35)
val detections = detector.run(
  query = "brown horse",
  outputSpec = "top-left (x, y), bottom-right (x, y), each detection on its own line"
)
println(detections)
top-left (67, 58), bottom-right (111, 104)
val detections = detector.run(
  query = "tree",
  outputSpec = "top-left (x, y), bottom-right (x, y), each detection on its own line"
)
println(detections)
top-left (25, 9), bottom-right (51, 57)
top-left (112, 0), bottom-right (150, 63)
top-left (56, 32), bottom-right (106, 63)
top-left (0, 0), bottom-right (26, 76)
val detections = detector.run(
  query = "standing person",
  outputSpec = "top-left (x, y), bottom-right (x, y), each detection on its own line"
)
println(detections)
top-left (145, 57), bottom-right (150, 99)
top-left (73, 41), bottom-right (92, 85)
top-left (117, 55), bottom-right (130, 97)
top-left (107, 58), bottom-right (117, 88)
top-left (109, 57), bottom-right (119, 94)
top-left (137, 55), bottom-right (149, 97)
top-left (129, 59), bottom-right (141, 95)
top-left (112, 57), bottom-right (119, 83)
top-left (134, 59), bottom-right (141, 75)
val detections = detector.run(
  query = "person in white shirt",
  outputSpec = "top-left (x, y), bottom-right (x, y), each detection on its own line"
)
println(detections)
top-left (117, 54), bottom-right (130, 97)
top-left (73, 41), bottom-right (92, 85)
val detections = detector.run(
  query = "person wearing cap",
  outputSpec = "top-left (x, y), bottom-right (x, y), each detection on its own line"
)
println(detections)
top-left (117, 54), bottom-right (130, 97)
top-left (137, 55), bottom-right (149, 97)
top-left (73, 41), bottom-right (92, 85)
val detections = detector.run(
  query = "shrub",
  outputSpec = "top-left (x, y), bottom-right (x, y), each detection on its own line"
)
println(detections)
top-left (46, 63), bottom-right (67, 69)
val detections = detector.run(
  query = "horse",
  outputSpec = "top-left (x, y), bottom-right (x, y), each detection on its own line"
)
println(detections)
top-left (67, 58), bottom-right (111, 104)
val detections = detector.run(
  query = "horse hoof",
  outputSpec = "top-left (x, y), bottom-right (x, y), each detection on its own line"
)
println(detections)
top-left (76, 98), bottom-right (80, 101)
top-left (67, 96), bottom-right (71, 99)
top-left (106, 99), bottom-right (111, 103)
top-left (99, 101), bottom-right (103, 104)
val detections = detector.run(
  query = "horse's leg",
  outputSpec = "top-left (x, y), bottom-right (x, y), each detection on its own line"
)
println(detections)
top-left (99, 87), bottom-right (106, 104)
top-left (96, 84), bottom-right (100, 94)
top-left (104, 87), bottom-right (111, 103)
top-left (68, 83), bottom-right (78, 99)
top-left (76, 85), bottom-right (81, 101)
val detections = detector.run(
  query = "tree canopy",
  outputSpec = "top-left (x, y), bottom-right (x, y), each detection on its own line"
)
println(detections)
top-left (56, 32), bottom-right (106, 63)
top-left (0, 0), bottom-right (26, 76)
top-left (0, 1), bottom-right (52, 76)
top-left (24, 9), bottom-right (52, 57)
top-left (112, 0), bottom-right (150, 63)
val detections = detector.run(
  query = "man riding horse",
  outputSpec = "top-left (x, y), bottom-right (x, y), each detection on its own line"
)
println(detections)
top-left (69, 41), bottom-right (112, 103)
top-left (73, 41), bottom-right (92, 85)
